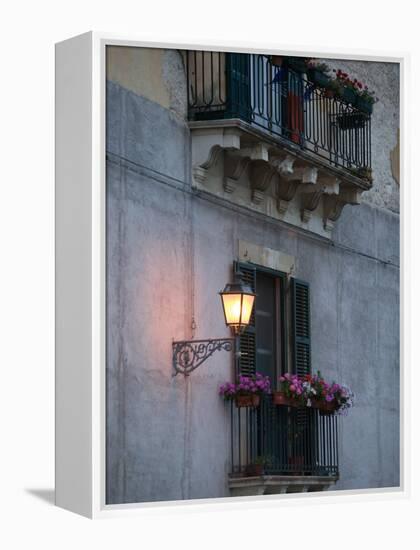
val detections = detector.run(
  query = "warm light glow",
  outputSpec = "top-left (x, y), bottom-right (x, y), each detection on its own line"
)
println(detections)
top-left (220, 280), bottom-right (256, 333)
top-left (221, 293), bottom-right (243, 326)
top-left (240, 294), bottom-right (254, 325)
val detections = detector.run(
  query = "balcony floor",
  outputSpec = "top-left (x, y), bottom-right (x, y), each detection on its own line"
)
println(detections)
top-left (228, 474), bottom-right (339, 497)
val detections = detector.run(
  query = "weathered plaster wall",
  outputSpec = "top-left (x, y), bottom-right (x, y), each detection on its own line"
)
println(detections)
top-left (106, 47), bottom-right (399, 503)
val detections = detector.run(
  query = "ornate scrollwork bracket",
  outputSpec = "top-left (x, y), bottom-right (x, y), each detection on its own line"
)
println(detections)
top-left (172, 338), bottom-right (235, 376)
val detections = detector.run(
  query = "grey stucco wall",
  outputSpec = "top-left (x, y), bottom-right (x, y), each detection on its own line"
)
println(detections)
top-left (106, 49), bottom-right (400, 504)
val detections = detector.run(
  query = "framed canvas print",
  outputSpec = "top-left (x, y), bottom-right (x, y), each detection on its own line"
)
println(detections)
top-left (55, 32), bottom-right (403, 518)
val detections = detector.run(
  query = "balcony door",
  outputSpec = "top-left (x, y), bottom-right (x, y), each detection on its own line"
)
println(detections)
top-left (255, 270), bottom-right (280, 384)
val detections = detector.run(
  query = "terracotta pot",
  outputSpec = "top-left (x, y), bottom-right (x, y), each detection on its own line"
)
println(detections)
top-left (311, 399), bottom-right (337, 413)
top-left (272, 392), bottom-right (301, 408)
top-left (245, 463), bottom-right (264, 476)
top-left (235, 394), bottom-right (260, 408)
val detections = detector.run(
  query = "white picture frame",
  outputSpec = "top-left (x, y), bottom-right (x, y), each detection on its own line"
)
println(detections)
top-left (55, 31), bottom-right (407, 519)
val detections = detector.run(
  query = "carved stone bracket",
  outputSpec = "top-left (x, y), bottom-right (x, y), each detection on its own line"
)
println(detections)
top-left (191, 128), bottom-right (241, 187)
top-left (323, 188), bottom-right (361, 232)
top-left (189, 121), bottom-right (370, 238)
top-left (249, 159), bottom-right (277, 204)
top-left (300, 173), bottom-right (342, 223)
top-left (272, 157), bottom-right (319, 216)
top-left (224, 154), bottom-right (251, 193)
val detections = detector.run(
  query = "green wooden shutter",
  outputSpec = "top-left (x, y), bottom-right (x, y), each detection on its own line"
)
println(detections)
top-left (226, 54), bottom-right (252, 122)
top-left (291, 278), bottom-right (314, 471)
top-left (234, 261), bottom-right (256, 377)
top-left (291, 278), bottom-right (311, 376)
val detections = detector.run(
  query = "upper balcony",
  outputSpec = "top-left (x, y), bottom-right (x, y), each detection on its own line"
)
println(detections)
top-left (186, 51), bottom-right (372, 179)
top-left (185, 52), bottom-right (375, 237)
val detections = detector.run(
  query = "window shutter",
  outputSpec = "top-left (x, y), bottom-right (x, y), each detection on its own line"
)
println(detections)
top-left (291, 278), bottom-right (311, 376)
top-left (234, 261), bottom-right (256, 377)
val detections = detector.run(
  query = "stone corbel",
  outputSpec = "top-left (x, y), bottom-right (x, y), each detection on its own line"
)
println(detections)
top-left (272, 158), bottom-right (320, 216)
top-left (300, 173), bottom-right (342, 223)
top-left (191, 128), bottom-right (241, 187)
top-left (223, 153), bottom-right (251, 193)
top-left (249, 159), bottom-right (277, 205)
top-left (323, 188), bottom-right (361, 232)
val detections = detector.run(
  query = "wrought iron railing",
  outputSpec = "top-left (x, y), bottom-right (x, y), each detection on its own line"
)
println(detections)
top-left (186, 51), bottom-right (371, 175)
top-left (229, 395), bottom-right (339, 477)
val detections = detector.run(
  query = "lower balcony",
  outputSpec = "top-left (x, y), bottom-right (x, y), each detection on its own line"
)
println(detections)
top-left (228, 395), bottom-right (339, 496)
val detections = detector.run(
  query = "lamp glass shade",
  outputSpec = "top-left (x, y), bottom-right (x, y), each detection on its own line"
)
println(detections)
top-left (220, 282), bottom-right (256, 332)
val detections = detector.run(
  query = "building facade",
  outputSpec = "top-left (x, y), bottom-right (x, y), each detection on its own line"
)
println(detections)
top-left (105, 46), bottom-right (400, 504)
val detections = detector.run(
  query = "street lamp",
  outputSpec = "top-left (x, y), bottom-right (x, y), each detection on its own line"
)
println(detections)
top-left (172, 276), bottom-right (256, 376)
top-left (219, 280), bottom-right (255, 334)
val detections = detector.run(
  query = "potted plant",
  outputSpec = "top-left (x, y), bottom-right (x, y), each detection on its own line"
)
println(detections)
top-left (356, 86), bottom-right (378, 114)
top-left (349, 166), bottom-right (373, 183)
top-left (302, 371), bottom-right (355, 415)
top-left (272, 373), bottom-right (305, 407)
top-left (219, 372), bottom-right (271, 408)
top-left (306, 59), bottom-right (331, 89)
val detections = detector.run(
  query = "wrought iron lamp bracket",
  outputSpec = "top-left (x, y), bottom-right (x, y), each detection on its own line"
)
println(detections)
top-left (172, 337), bottom-right (236, 376)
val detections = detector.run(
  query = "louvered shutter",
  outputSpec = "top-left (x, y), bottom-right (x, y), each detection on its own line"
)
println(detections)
top-left (291, 278), bottom-right (311, 376)
top-left (291, 278), bottom-right (314, 471)
top-left (234, 261), bottom-right (256, 377)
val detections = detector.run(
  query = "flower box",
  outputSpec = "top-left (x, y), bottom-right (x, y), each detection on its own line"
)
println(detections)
top-left (219, 373), bottom-right (271, 408)
top-left (235, 394), bottom-right (261, 408)
top-left (272, 391), bottom-right (301, 408)
top-left (336, 112), bottom-right (368, 130)
top-left (356, 96), bottom-right (374, 114)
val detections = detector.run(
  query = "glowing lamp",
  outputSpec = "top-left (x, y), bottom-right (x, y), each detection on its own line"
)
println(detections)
top-left (220, 280), bottom-right (256, 334)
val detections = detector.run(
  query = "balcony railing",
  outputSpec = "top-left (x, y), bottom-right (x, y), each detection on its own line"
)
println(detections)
top-left (229, 395), bottom-right (339, 477)
top-left (186, 51), bottom-right (371, 176)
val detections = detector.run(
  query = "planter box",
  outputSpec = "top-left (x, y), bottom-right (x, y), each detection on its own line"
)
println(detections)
top-left (272, 391), bottom-right (302, 408)
top-left (235, 394), bottom-right (260, 408)
top-left (336, 112), bottom-right (368, 130)
top-left (340, 87), bottom-right (358, 106)
top-left (356, 96), bottom-right (374, 114)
